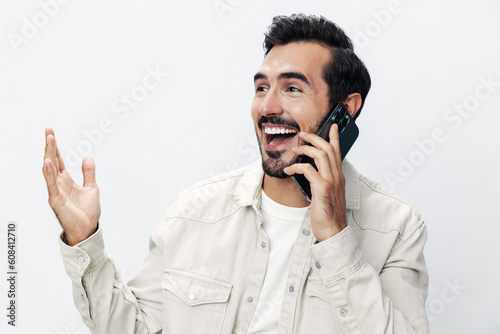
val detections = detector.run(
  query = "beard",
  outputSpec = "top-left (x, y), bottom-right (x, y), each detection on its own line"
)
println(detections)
top-left (256, 115), bottom-right (323, 179)
top-left (261, 149), bottom-right (302, 179)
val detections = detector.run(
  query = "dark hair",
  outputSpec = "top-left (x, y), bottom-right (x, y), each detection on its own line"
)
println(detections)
top-left (263, 14), bottom-right (371, 119)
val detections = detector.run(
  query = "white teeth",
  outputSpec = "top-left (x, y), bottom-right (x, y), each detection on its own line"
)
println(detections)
top-left (270, 138), bottom-right (275, 145)
top-left (264, 127), bottom-right (297, 135)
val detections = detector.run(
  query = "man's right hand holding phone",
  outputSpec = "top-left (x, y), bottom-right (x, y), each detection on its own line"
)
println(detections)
top-left (42, 128), bottom-right (101, 246)
top-left (284, 95), bottom-right (361, 243)
top-left (284, 124), bottom-right (347, 243)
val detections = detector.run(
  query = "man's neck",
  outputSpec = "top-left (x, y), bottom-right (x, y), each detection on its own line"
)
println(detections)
top-left (262, 175), bottom-right (310, 208)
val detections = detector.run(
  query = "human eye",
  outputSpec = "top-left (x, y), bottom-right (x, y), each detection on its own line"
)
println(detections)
top-left (287, 86), bottom-right (302, 93)
top-left (255, 86), bottom-right (269, 93)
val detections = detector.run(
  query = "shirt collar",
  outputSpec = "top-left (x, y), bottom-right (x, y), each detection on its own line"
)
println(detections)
top-left (231, 159), bottom-right (360, 210)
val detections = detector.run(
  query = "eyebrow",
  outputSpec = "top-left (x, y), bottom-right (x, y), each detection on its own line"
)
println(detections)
top-left (254, 72), bottom-right (311, 86)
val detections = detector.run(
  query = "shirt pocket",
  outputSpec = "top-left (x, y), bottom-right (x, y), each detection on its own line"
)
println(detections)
top-left (296, 275), bottom-right (343, 333)
top-left (306, 276), bottom-right (331, 303)
top-left (161, 269), bottom-right (232, 334)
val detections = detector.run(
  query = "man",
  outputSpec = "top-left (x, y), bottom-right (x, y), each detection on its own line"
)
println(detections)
top-left (43, 14), bottom-right (429, 333)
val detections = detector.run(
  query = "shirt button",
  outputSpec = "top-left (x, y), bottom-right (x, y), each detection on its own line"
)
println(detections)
top-left (302, 229), bottom-right (310, 236)
top-left (289, 285), bottom-right (295, 293)
top-left (261, 242), bottom-right (266, 248)
top-left (77, 255), bottom-right (85, 263)
top-left (247, 297), bottom-right (254, 303)
top-left (188, 293), bottom-right (196, 301)
top-left (315, 261), bottom-right (322, 269)
top-left (340, 308), bottom-right (348, 317)
top-left (80, 294), bottom-right (85, 301)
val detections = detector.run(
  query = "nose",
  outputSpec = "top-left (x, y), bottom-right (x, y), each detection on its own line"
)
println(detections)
top-left (259, 89), bottom-right (283, 117)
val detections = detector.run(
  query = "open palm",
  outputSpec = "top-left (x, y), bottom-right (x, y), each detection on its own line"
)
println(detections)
top-left (42, 128), bottom-right (101, 246)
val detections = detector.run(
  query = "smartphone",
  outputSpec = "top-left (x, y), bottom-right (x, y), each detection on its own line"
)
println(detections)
top-left (291, 103), bottom-right (359, 201)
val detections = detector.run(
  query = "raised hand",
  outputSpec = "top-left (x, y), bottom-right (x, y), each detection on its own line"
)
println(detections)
top-left (42, 128), bottom-right (101, 246)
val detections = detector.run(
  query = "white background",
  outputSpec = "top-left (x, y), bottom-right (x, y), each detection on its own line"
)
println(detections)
top-left (1, 0), bottom-right (499, 333)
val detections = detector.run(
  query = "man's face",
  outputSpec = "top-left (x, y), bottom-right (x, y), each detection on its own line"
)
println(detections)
top-left (252, 42), bottom-right (332, 178)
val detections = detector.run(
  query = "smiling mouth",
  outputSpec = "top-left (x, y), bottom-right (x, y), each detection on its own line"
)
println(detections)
top-left (263, 124), bottom-right (299, 149)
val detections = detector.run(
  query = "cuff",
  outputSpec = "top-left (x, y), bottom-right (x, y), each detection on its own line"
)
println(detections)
top-left (310, 226), bottom-right (364, 283)
top-left (59, 225), bottom-right (107, 277)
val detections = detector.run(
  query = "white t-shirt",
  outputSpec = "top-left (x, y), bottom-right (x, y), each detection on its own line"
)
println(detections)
top-left (247, 190), bottom-right (309, 333)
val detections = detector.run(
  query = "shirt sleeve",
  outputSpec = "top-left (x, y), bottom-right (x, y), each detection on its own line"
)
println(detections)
top-left (309, 223), bottom-right (429, 334)
top-left (59, 226), bottom-right (163, 334)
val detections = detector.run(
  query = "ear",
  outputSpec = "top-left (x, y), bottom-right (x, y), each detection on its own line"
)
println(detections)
top-left (342, 93), bottom-right (362, 119)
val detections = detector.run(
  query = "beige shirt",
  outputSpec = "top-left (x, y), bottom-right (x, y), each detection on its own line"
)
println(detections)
top-left (59, 159), bottom-right (429, 334)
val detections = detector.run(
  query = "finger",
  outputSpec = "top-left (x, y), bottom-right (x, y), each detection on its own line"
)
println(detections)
top-left (44, 135), bottom-right (60, 174)
top-left (284, 163), bottom-right (328, 192)
top-left (328, 124), bottom-right (342, 168)
top-left (49, 135), bottom-right (60, 173)
top-left (298, 131), bottom-right (337, 176)
top-left (298, 131), bottom-right (329, 148)
top-left (55, 142), bottom-right (66, 172)
top-left (82, 156), bottom-right (97, 188)
top-left (45, 128), bottom-right (66, 173)
top-left (45, 127), bottom-right (53, 143)
top-left (43, 159), bottom-right (60, 200)
top-left (292, 145), bottom-right (333, 182)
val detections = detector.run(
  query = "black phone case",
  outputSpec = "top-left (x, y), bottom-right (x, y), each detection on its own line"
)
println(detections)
top-left (291, 103), bottom-right (359, 201)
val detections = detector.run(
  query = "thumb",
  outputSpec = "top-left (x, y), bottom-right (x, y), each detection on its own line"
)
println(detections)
top-left (82, 156), bottom-right (97, 187)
